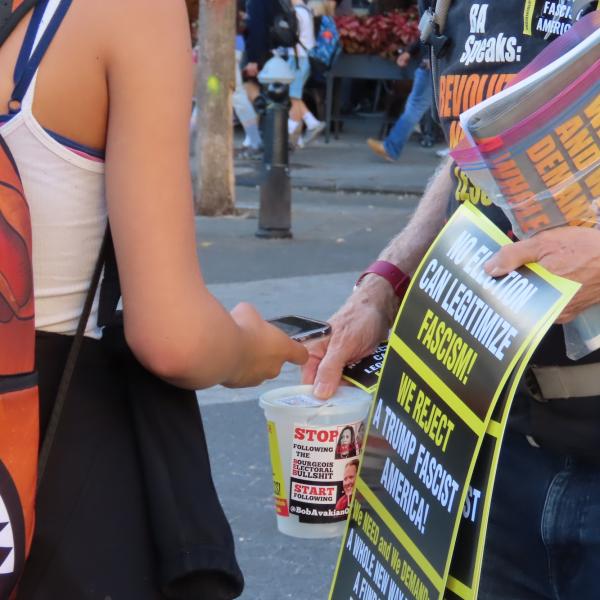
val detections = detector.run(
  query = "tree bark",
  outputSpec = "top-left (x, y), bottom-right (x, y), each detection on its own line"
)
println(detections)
top-left (193, 0), bottom-right (236, 215)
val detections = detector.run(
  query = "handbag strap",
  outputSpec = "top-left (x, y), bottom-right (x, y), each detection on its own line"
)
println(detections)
top-left (37, 228), bottom-right (109, 485)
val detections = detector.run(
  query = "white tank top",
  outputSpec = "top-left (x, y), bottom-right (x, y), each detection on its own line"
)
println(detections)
top-left (1, 0), bottom-right (106, 338)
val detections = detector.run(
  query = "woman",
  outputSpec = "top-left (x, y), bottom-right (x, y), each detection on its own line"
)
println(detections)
top-left (335, 425), bottom-right (357, 459)
top-left (0, 0), bottom-right (306, 597)
top-left (287, 0), bottom-right (325, 148)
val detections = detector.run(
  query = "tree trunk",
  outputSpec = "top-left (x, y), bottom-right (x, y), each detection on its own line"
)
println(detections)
top-left (193, 0), bottom-right (236, 215)
top-left (185, 0), bottom-right (199, 44)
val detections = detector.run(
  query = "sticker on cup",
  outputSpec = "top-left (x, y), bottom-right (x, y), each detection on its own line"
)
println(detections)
top-left (289, 421), bottom-right (366, 524)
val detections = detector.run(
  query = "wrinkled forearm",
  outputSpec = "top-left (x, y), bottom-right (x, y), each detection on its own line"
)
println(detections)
top-left (358, 158), bottom-right (453, 328)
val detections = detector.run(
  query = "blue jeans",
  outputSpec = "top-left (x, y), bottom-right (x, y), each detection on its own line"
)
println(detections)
top-left (479, 428), bottom-right (600, 599)
top-left (383, 66), bottom-right (433, 160)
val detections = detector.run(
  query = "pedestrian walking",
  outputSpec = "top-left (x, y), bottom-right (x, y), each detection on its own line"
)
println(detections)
top-left (367, 41), bottom-right (433, 162)
top-left (287, 0), bottom-right (326, 148)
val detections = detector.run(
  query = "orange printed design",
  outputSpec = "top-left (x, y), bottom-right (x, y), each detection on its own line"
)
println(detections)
top-left (0, 385), bottom-right (39, 596)
top-left (439, 73), bottom-right (516, 149)
top-left (0, 71), bottom-right (38, 597)
top-left (439, 74), bottom-right (514, 121)
top-left (0, 386), bottom-right (38, 548)
top-left (0, 140), bottom-right (34, 375)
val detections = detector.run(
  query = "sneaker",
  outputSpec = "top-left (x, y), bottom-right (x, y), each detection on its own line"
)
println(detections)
top-left (436, 147), bottom-right (451, 158)
top-left (366, 138), bottom-right (394, 162)
top-left (302, 121), bottom-right (326, 146)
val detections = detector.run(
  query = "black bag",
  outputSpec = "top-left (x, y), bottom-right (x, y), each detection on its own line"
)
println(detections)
top-left (18, 325), bottom-right (244, 600)
top-left (104, 320), bottom-right (245, 600)
top-left (270, 0), bottom-right (300, 48)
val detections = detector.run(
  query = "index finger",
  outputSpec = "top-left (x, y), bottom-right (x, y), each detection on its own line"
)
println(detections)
top-left (287, 339), bottom-right (309, 366)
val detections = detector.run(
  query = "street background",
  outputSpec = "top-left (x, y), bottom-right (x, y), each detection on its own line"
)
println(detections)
top-left (196, 118), bottom-right (442, 599)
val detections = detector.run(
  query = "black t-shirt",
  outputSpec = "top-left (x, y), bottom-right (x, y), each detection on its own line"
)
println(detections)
top-left (437, 0), bottom-right (600, 366)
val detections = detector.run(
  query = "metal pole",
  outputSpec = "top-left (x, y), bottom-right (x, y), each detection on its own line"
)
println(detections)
top-left (256, 82), bottom-right (292, 239)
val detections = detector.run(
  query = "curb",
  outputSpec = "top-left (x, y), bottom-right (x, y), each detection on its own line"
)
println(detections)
top-left (235, 174), bottom-right (425, 196)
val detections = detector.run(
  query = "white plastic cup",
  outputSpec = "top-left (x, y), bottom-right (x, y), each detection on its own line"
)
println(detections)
top-left (259, 384), bottom-right (371, 538)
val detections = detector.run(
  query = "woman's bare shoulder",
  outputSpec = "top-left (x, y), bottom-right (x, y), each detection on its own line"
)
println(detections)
top-left (84, 0), bottom-right (190, 55)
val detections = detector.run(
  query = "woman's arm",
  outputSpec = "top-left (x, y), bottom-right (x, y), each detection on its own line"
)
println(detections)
top-left (103, 0), bottom-right (306, 389)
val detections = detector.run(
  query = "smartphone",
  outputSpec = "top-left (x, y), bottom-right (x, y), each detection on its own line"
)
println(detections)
top-left (268, 315), bottom-right (332, 342)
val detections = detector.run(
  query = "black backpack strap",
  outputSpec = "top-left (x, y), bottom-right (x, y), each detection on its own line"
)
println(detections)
top-left (37, 228), bottom-right (109, 485)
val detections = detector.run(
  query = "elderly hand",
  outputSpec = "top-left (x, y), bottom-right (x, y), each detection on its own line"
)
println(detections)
top-left (484, 226), bottom-right (600, 323)
top-left (301, 277), bottom-right (396, 399)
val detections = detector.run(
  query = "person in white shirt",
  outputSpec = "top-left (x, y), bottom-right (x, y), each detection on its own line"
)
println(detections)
top-left (287, 0), bottom-right (326, 147)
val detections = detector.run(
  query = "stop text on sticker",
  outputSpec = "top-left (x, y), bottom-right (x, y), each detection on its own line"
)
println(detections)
top-left (294, 427), bottom-right (339, 443)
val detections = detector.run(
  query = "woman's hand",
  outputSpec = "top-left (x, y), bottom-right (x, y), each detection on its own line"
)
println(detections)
top-left (224, 303), bottom-right (308, 388)
top-left (484, 226), bottom-right (600, 322)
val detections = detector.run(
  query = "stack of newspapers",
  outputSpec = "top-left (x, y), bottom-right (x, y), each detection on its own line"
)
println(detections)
top-left (451, 12), bottom-right (600, 358)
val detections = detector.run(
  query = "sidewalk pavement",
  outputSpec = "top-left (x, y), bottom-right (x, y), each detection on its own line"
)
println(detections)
top-left (235, 117), bottom-right (444, 195)
top-left (194, 122), bottom-right (443, 600)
